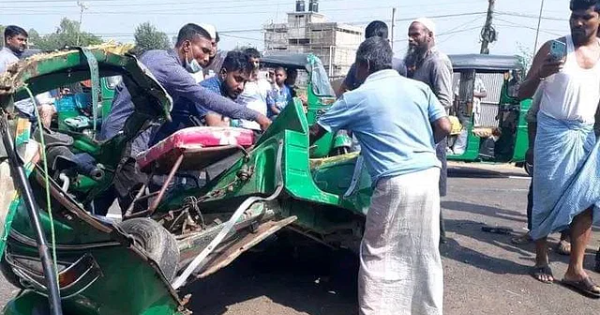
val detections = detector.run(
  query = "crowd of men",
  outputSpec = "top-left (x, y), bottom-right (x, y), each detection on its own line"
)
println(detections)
top-left (2, 0), bottom-right (600, 313)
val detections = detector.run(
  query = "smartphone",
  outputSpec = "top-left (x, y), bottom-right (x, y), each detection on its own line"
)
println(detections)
top-left (549, 39), bottom-right (567, 60)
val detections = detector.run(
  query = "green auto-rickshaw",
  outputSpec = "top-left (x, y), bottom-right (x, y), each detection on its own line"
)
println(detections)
top-left (446, 54), bottom-right (532, 174)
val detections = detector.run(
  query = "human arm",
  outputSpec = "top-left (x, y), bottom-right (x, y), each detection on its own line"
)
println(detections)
top-left (162, 63), bottom-right (271, 130)
top-left (474, 78), bottom-right (488, 99)
top-left (431, 58), bottom-right (454, 111)
top-left (518, 40), bottom-right (564, 100)
top-left (427, 87), bottom-right (452, 143)
top-left (336, 64), bottom-right (358, 97)
top-left (205, 113), bottom-right (229, 127)
top-left (309, 96), bottom-right (356, 144)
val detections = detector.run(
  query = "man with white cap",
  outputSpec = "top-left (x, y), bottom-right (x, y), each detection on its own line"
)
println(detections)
top-left (405, 17), bottom-right (453, 243)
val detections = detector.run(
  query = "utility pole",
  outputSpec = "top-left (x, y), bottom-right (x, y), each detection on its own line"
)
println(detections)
top-left (76, 1), bottom-right (88, 46)
top-left (533, 0), bottom-right (545, 53)
top-left (480, 0), bottom-right (496, 54)
top-left (391, 7), bottom-right (396, 50)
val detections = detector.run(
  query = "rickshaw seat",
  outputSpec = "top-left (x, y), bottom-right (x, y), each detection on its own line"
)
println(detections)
top-left (448, 116), bottom-right (462, 135)
top-left (136, 127), bottom-right (255, 174)
top-left (472, 127), bottom-right (494, 138)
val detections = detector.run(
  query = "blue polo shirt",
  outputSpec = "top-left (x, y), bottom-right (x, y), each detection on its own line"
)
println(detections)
top-left (318, 69), bottom-right (446, 184)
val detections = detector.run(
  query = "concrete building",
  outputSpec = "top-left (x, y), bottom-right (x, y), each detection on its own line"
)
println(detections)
top-left (263, 0), bottom-right (363, 78)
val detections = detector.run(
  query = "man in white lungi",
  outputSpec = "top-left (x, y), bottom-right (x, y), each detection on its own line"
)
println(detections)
top-left (310, 37), bottom-right (451, 315)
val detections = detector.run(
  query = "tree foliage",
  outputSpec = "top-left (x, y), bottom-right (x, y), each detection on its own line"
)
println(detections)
top-left (32, 18), bottom-right (103, 51)
top-left (133, 22), bottom-right (170, 55)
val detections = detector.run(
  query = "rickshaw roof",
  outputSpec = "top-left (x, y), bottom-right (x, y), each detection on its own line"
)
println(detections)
top-left (449, 54), bottom-right (524, 72)
top-left (261, 53), bottom-right (312, 70)
top-left (0, 43), bottom-right (172, 118)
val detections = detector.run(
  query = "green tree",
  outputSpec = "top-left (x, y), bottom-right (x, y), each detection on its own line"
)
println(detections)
top-left (517, 43), bottom-right (534, 74)
top-left (35, 18), bottom-right (102, 51)
top-left (133, 22), bottom-right (170, 55)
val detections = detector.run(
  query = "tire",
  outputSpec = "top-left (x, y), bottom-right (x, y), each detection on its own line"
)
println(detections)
top-left (0, 255), bottom-right (23, 289)
top-left (524, 162), bottom-right (533, 177)
top-left (118, 218), bottom-right (180, 281)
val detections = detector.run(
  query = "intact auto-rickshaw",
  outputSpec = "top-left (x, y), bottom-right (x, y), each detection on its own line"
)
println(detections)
top-left (446, 54), bottom-right (532, 174)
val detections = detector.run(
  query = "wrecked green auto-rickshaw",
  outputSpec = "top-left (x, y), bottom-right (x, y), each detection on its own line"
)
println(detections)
top-left (0, 47), bottom-right (371, 315)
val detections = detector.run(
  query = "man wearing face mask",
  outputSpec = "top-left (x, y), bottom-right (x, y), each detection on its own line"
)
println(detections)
top-left (100, 23), bottom-right (270, 148)
top-left (96, 24), bottom-right (270, 215)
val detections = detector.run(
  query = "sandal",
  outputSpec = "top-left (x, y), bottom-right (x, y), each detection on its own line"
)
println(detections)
top-left (560, 277), bottom-right (600, 298)
top-left (531, 265), bottom-right (555, 284)
top-left (555, 240), bottom-right (571, 256)
top-left (511, 233), bottom-right (532, 245)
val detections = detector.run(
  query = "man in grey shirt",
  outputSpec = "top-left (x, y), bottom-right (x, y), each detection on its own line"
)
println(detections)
top-left (405, 17), bottom-right (453, 241)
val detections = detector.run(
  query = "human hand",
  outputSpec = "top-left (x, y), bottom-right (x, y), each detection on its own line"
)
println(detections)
top-left (256, 114), bottom-right (272, 131)
top-left (538, 55), bottom-right (565, 79)
top-left (38, 104), bottom-right (56, 128)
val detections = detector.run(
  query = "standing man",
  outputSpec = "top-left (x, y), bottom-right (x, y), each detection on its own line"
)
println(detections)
top-left (518, 0), bottom-right (600, 297)
top-left (1, 25), bottom-right (56, 127)
top-left (0, 25), bottom-right (28, 72)
top-left (405, 17), bottom-right (454, 241)
top-left (236, 48), bottom-right (271, 131)
top-left (310, 37), bottom-right (451, 315)
top-left (336, 20), bottom-right (407, 96)
top-left (451, 75), bottom-right (486, 155)
top-left (97, 24), bottom-right (270, 215)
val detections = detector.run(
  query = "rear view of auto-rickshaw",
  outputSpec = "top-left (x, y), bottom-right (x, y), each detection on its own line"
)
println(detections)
top-left (446, 54), bottom-right (532, 174)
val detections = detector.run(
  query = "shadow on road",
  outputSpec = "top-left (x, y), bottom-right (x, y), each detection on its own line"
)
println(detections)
top-left (448, 166), bottom-right (528, 179)
top-left (183, 239), bottom-right (359, 315)
top-left (442, 200), bottom-right (527, 224)
top-left (441, 219), bottom-right (532, 275)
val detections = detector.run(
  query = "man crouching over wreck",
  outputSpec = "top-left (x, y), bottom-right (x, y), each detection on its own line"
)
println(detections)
top-left (309, 37), bottom-right (451, 315)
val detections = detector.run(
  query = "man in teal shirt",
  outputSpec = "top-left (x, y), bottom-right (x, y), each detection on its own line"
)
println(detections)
top-left (310, 37), bottom-right (451, 315)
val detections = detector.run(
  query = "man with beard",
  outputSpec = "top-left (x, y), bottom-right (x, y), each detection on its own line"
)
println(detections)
top-left (405, 17), bottom-right (453, 242)
top-left (518, 0), bottom-right (600, 297)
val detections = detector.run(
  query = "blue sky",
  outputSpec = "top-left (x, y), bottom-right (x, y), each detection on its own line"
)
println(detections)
top-left (3, 0), bottom-right (570, 57)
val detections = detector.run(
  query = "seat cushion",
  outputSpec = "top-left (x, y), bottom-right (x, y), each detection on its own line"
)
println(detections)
top-left (137, 127), bottom-right (254, 172)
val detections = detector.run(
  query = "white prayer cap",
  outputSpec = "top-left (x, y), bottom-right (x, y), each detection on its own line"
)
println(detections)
top-left (198, 23), bottom-right (217, 40)
top-left (412, 17), bottom-right (436, 36)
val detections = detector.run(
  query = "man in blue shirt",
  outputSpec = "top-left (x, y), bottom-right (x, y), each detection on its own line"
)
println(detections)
top-left (96, 24), bottom-right (270, 215)
top-left (310, 37), bottom-right (450, 315)
top-left (151, 50), bottom-right (253, 144)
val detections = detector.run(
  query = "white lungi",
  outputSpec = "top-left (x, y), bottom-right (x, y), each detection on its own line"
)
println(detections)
top-left (359, 167), bottom-right (443, 315)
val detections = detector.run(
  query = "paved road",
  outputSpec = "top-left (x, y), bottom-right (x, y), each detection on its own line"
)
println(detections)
top-left (1, 163), bottom-right (599, 314)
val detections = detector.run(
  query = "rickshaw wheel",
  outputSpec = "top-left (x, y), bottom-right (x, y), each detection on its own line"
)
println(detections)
top-left (119, 218), bottom-right (180, 281)
top-left (524, 162), bottom-right (533, 177)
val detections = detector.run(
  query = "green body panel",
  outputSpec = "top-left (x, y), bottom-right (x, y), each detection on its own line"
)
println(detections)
top-left (447, 122), bottom-right (481, 161)
top-left (1, 47), bottom-right (182, 315)
top-left (511, 99), bottom-right (531, 162)
top-left (5, 242), bottom-right (182, 315)
top-left (447, 67), bottom-right (531, 164)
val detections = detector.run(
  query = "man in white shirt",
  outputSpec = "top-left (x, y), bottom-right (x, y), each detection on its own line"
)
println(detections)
top-left (236, 48), bottom-right (271, 131)
top-left (1, 25), bottom-right (56, 127)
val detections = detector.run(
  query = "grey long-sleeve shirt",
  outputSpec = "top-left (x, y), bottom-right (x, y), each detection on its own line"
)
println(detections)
top-left (410, 47), bottom-right (454, 111)
top-left (100, 49), bottom-right (259, 155)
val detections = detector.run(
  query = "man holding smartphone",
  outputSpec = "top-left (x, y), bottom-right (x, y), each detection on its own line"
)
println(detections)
top-left (518, 0), bottom-right (600, 298)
